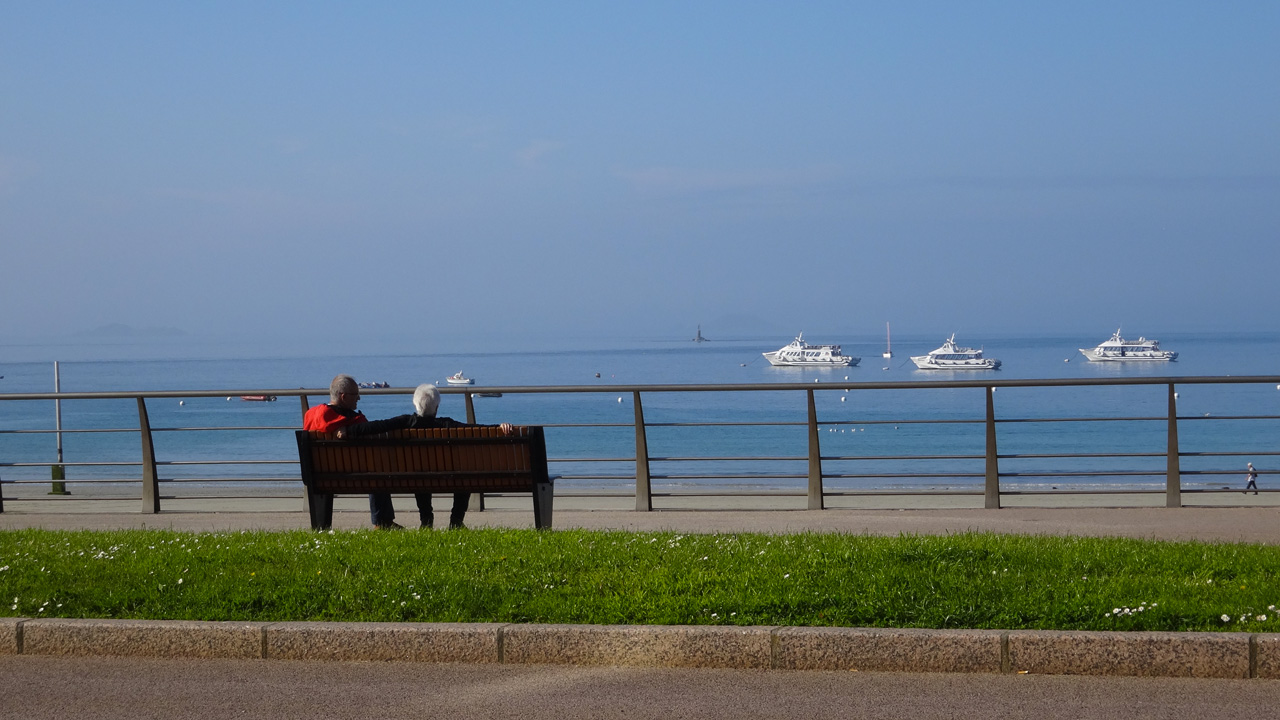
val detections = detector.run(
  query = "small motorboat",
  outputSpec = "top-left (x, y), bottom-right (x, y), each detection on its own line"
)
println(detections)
top-left (239, 395), bottom-right (278, 402)
top-left (446, 372), bottom-right (474, 385)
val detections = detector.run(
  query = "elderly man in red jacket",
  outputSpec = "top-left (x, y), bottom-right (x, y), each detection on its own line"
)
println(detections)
top-left (302, 374), bottom-right (367, 432)
top-left (303, 374), bottom-right (400, 529)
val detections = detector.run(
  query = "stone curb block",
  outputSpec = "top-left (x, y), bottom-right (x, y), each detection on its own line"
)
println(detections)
top-left (1254, 634), bottom-right (1280, 678)
top-left (1007, 630), bottom-right (1249, 678)
top-left (0, 617), bottom-right (25, 655)
top-left (265, 622), bottom-right (501, 663)
top-left (503, 624), bottom-right (775, 669)
top-left (774, 627), bottom-right (1003, 673)
top-left (21, 618), bottom-right (267, 659)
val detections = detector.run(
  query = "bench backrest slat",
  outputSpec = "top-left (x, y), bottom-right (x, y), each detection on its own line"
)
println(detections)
top-left (296, 426), bottom-right (548, 495)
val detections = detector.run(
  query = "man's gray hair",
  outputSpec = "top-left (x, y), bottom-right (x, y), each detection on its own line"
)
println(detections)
top-left (413, 383), bottom-right (441, 417)
top-left (329, 374), bottom-right (357, 404)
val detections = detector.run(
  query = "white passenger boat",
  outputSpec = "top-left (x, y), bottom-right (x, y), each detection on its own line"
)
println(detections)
top-left (445, 372), bottom-right (475, 385)
top-left (1078, 329), bottom-right (1177, 362)
top-left (763, 333), bottom-right (860, 367)
top-left (911, 334), bottom-right (1001, 370)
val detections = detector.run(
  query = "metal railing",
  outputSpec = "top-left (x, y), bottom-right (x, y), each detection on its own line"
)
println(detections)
top-left (2, 375), bottom-right (1279, 513)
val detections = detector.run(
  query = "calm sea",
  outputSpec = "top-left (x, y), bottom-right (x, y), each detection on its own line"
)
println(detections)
top-left (2, 331), bottom-right (1279, 493)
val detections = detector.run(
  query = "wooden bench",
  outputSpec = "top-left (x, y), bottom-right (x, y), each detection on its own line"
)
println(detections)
top-left (295, 425), bottom-right (553, 530)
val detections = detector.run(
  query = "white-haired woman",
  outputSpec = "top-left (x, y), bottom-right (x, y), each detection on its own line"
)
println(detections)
top-left (338, 384), bottom-right (514, 529)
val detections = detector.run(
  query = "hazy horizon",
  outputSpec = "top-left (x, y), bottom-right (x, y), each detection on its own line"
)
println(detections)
top-left (3, 322), bottom-right (1276, 365)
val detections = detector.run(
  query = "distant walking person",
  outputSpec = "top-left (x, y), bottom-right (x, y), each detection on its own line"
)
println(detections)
top-left (1245, 462), bottom-right (1259, 495)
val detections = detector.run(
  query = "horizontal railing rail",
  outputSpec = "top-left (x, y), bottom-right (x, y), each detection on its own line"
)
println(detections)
top-left (2, 374), bottom-right (1279, 514)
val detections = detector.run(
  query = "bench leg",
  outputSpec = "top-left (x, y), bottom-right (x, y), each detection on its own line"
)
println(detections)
top-left (532, 481), bottom-right (554, 530)
top-left (308, 492), bottom-right (334, 530)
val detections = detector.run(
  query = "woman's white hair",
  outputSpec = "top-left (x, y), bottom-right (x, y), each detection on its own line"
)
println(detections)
top-left (412, 383), bottom-right (441, 417)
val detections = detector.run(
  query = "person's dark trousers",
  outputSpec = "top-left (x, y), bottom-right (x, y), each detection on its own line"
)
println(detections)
top-left (449, 492), bottom-right (470, 527)
top-left (369, 493), bottom-right (395, 526)
top-left (415, 492), bottom-right (470, 528)
top-left (414, 494), bottom-right (434, 528)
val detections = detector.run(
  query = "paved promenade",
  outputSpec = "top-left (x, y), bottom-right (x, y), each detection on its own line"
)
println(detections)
top-left (3, 492), bottom-right (1280, 543)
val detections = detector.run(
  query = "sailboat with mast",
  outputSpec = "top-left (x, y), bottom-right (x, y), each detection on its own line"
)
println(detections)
top-left (883, 322), bottom-right (893, 359)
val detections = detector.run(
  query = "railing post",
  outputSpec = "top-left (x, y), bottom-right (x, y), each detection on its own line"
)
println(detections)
top-left (985, 386), bottom-right (1001, 509)
top-left (464, 393), bottom-right (484, 512)
top-left (300, 394), bottom-right (314, 513)
top-left (634, 391), bottom-right (652, 511)
top-left (807, 389), bottom-right (824, 510)
top-left (50, 464), bottom-right (69, 496)
top-left (138, 397), bottom-right (160, 513)
top-left (50, 361), bottom-right (69, 495)
top-left (1167, 383), bottom-right (1182, 508)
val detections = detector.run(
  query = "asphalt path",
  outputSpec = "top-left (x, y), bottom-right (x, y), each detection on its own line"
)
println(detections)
top-left (4, 655), bottom-right (1280, 720)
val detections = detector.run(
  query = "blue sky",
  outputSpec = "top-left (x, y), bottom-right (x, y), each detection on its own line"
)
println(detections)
top-left (2, 2), bottom-right (1277, 353)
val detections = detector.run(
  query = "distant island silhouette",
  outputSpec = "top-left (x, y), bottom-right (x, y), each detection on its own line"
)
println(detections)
top-left (75, 323), bottom-right (187, 339)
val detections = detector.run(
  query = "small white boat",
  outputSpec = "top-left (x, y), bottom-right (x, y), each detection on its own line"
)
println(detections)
top-left (911, 334), bottom-right (1001, 370)
top-left (445, 372), bottom-right (475, 385)
top-left (882, 322), bottom-right (893, 359)
top-left (763, 333), bottom-right (860, 367)
top-left (1078, 329), bottom-right (1177, 362)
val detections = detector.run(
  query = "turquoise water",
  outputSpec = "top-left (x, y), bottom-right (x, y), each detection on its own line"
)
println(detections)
top-left (2, 332), bottom-right (1279, 493)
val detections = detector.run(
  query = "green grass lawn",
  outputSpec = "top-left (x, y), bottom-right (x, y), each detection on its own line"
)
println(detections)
top-left (2, 527), bottom-right (1278, 632)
